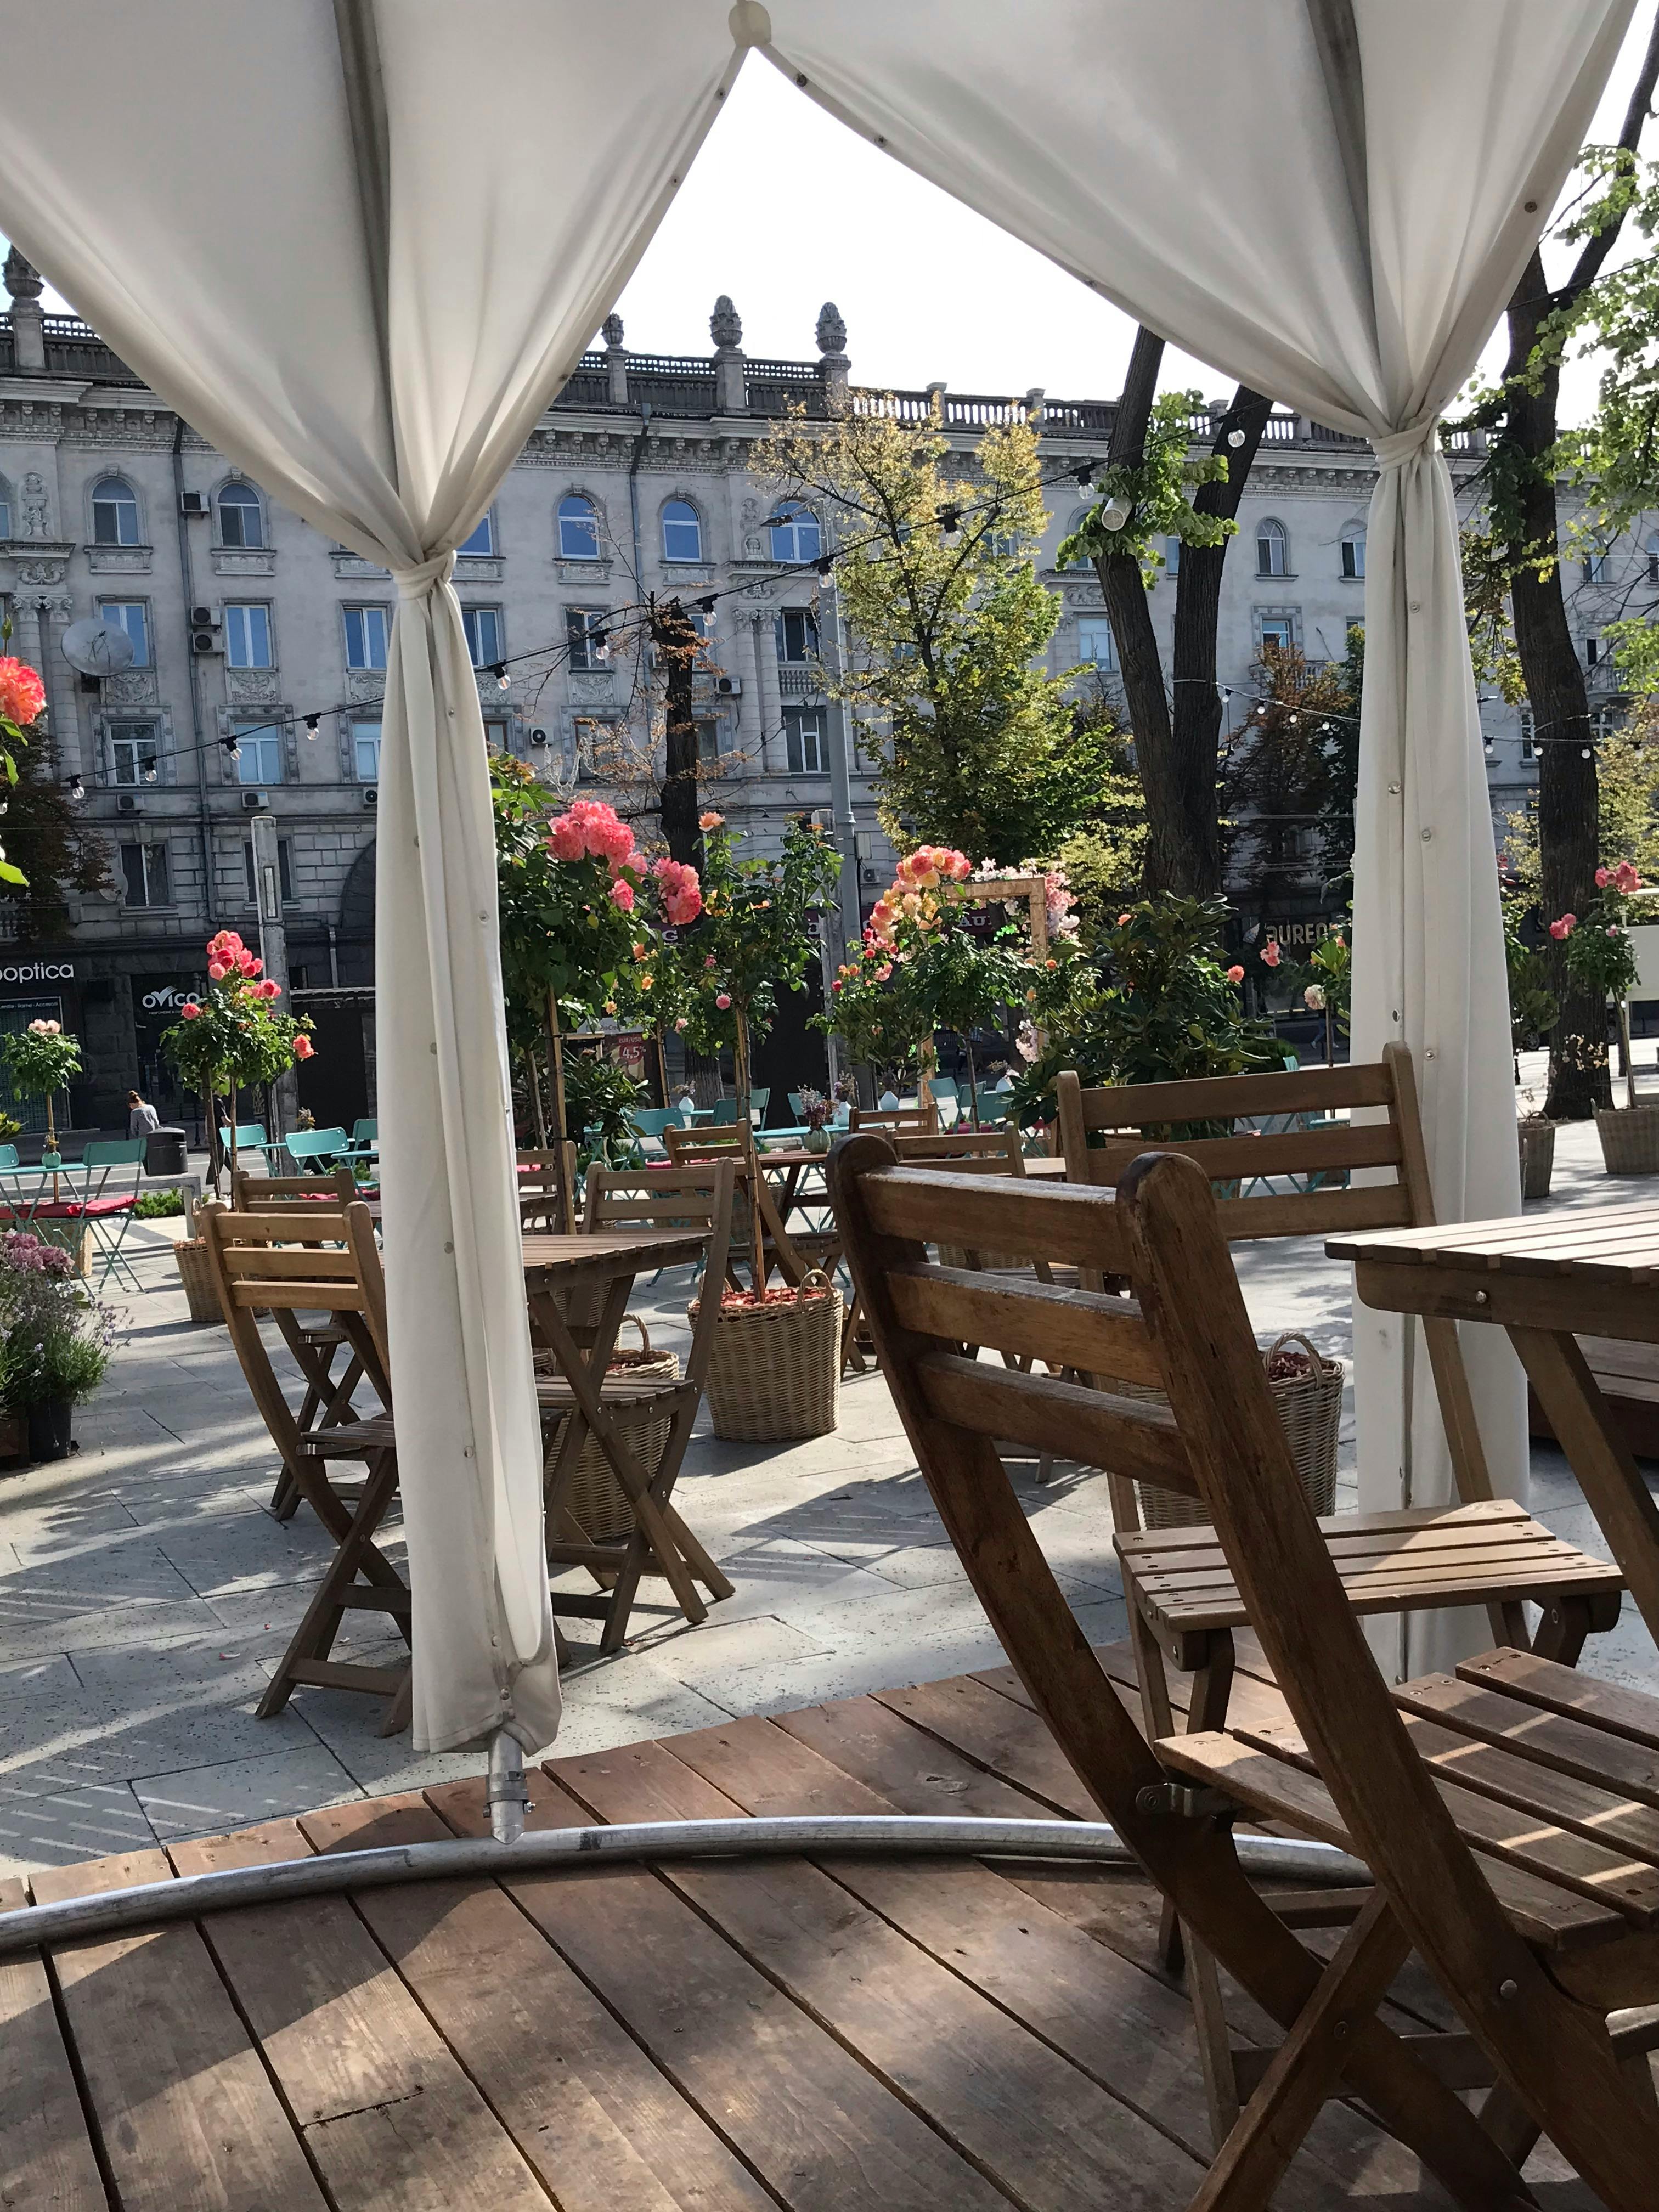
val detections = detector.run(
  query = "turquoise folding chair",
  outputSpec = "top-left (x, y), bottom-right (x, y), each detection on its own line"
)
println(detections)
top-left (284, 1126), bottom-right (351, 1173)
top-left (747, 1086), bottom-right (770, 1127)
top-left (219, 1121), bottom-right (276, 1170)
top-left (351, 1118), bottom-right (378, 1146)
top-left (628, 1107), bottom-right (686, 1158)
top-left (0, 1143), bottom-right (18, 1172)
top-left (36, 1138), bottom-right (149, 1293)
top-left (708, 1099), bottom-right (740, 1127)
top-left (929, 1075), bottom-right (960, 1104)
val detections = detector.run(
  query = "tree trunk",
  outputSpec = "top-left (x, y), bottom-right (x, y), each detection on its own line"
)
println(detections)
top-left (658, 597), bottom-right (700, 868)
top-left (1503, 249), bottom-right (1608, 1119)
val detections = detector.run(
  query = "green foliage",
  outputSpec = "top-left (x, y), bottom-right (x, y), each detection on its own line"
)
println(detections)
top-left (1222, 642), bottom-right (1361, 909)
top-left (492, 760), bottom-right (646, 1045)
top-left (0, 1020), bottom-right (80, 1101)
top-left (1056, 391), bottom-right (1235, 583)
top-left (754, 404), bottom-right (1104, 862)
top-left (1503, 902), bottom-right (1559, 1052)
top-left (1556, 867), bottom-right (1644, 1002)
top-left (1009, 894), bottom-right (1288, 1128)
top-left (563, 1049), bottom-right (648, 1168)
top-left (1053, 706), bottom-right (1149, 943)
top-left (1502, 718), bottom-right (1659, 895)
top-left (678, 814), bottom-right (842, 1062)
top-left (161, 930), bottom-right (313, 1118)
top-left (134, 1189), bottom-right (185, 1219)
top-left (1556, 149), bottom-right (1659, 566)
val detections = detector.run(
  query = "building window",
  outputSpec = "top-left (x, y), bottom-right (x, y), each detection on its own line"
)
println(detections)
top-left (1583, 546), bottom-right (1610, 584)
top-left (217, 481), bottom-right (264, 548)
top-left (697, 719), bottom-right (721, 764)
top-left (1259, 613), bottom-right (1296, 653)
top-left (243, 836), bottom-right (294, 904)
top-left (462, 605), bottom-right (504, 668)
top-left (1256, 518), bottom-right (1290, 578)
top-left (662, 499), bottom-right (703, 563)
top-left (110, 720), bottom-right (159, 787)
top-left (98, 600), bottom-right (151, 668)
top-left (343, 603), bottom-right (390, 670)
top-left (1076, 616), bottom-right (1117, 670)
top-left (91, 476), bottom-right (140, 546)
top-left (1340, 524), bottom-right (1366, 579)
top-left (1585, 634), bottom-right (1601, 668)
top-left (769, 502), bottom-right (821, 566)
top-left (224, 603), bottom-right (273, 668)
top-left (783, 705), bottom-right (826, 775)
top-left (232, 719), bottom-right (284, 785)
top-left (482, 715), bottom-right (512, 753)
top-left (352, 719), bottom-right (382, 781)
top-left (120, 841), bottom-right (170, 908)
top-left (566, 607), bottom-right (610, 670)
top-left (1164, 536), bottom-right (1181, 576)
top-left (457, 510), bottom-right (495, 557)
top-left (0, 482), bottom-right (10, 539)
top-left (558, 494), bottom-right (601, 561)
top-left (1520, 713), bottom-right (1536, 761)
top-left (774, 607), bottom-right (820, 663)
top-left (1648, 533), bottom-right (1659, 585)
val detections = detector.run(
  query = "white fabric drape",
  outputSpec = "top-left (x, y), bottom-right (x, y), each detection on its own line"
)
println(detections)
top-left (0, 0), bottom-right (742, 1750)
top-left (758, 0), bottom-right (1632, 1672)
top-left (0, 0), bottom-right (1631, 1735)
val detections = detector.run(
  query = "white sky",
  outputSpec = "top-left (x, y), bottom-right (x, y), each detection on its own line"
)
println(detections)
top-left (7, 10), bottom-right (1653, 426)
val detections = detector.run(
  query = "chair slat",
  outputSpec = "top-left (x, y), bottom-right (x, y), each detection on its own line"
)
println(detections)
top-left (863, 1167), bottom-right (1132, 1273)
top-left (1078, 1062), bottom-right (1395, 1126)
top-left (1083, 1120), bottom-right (1403, 1183)
top-left (222, 1209), bottom-right (353, 1243)
top-left (886, 1263), bottom-right (1163, 1384)
top-left (217, 1246), bottom-right (360, 1280)
top-left (916, 1350), bottom-right (1193, 1489)
top-left (1212, 1183), bottom-right (1413, 1239)
top-left (230, 1280), bottom-right (368, 1312)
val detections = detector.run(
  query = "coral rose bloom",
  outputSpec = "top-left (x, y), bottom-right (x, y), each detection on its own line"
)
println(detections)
top-left (715, 992), bottom-right (732, 1010)
top-left (0, 656), bottom-right (46, 729)
top-left (1549, 915), bottom-right (1576, 940)
top-left (699, 811), bottom-right (724, 831)
top-left (1260, 940), bottom-right (1282, 967)
top-left (207, 962), bottom-right (228, 982)
top-left (180, 1002), bottom-right (201, 1020)
top-left (293, 1034), bottom-right (314, 1059)
top-left (1226, 964), bottom-right (1244, 983)
top-left (1616, 861), bottom-right (1641, 894)
top-left (608, 878), bottom-right (636, 912)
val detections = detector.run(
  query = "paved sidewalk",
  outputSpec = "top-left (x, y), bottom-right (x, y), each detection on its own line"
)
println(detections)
top-left (2, 1111), bottom-right (1656, 1879)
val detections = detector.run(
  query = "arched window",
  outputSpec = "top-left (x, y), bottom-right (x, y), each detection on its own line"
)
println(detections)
top-left (557, 494), bottom-right (601, 561)
top-left (1255, 517), bottom-right (1289, 578)
top-left (217, 481), bottom-right (264, 549)
top-left (769, 501), bottom-right (821, 566)
top-left (92, 476), bottom-right (140, 547)
top-left (458, 510), bottom-right (495, 557)
top-left (1339, 522), bottom-right (1365, 579)
top-left (662, 499), bottom-right (703, 563)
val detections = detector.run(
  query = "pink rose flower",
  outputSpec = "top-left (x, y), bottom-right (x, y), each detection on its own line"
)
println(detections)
top-left (0, 656), bottom-right (47, 728)
top-left (1260, 940), bottom-right (1282, 967)
top-left (180, 1002), bottom-right (201, 1020)
top-left (293, 1034), bottom-right (314, 1059)
top-left (1117, 912), bottom-right (1132, 927)
top-left (548, 816), bottom-right (585, 861)
top-left (715, 992), bottom-right (732, 1010)
top-left (699, 811), bottom-right (724, 831)
top-left (674, 1018), bottom-right (687, 1032)
top-left (207, 962), bottom-right (228, 982)
top-left (1616, 860), bottom-right (1642, 894)
top-left (1226, 964), bottom-right (1244, 983)
top-left (1596, 867), bottom-right (1612, 889)
top-left (704, 955), bottom-right (716, 969)
top-left (608, 878), bottom-right (636, 912)
top-left (1549, 913), bottom-right (1576, 940)
top-left (260, 979), bottom-right (281, 1000)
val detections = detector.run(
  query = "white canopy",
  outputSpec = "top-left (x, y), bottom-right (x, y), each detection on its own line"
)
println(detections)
top-left (0, 1), bottom-right (1628, 1743)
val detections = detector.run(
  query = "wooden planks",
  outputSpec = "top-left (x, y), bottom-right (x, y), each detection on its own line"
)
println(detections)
top-left (1529, 1334), bottom-right (1659, 1460)
top-left (0, 1874), bottom-right (106, 2212)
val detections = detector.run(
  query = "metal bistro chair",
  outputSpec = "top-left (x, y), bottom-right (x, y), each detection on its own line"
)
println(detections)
top-left (27, 1138), bottom-right (149, 1293)
top-left (283, 1126), bottom-right (351, 1174)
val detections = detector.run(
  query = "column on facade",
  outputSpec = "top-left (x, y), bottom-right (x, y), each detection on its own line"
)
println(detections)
top-left (749, 608), bottom-right (781, 776)
top-left (38, 597), bottom-right (86, 780)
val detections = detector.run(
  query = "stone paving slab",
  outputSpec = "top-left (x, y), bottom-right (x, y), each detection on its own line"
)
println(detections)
top-left (1, 1110), bottom-right (1657, 1877)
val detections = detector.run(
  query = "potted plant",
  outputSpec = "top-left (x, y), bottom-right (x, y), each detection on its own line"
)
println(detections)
top-left (0, 1017), bottom-right (81, 1172)
top-left (1553, 867), bottom-right (1656, 1174)
top-left (0, 1229), bottom-right (115, 1463)
top-left (797, 1087), bottom-right (832, 1152)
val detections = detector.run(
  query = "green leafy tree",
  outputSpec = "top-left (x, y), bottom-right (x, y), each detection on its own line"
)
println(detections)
top-left (754, 403), bottom-right (1107, 862)
top-left (0, 1019), bottom-right (81, 1158)
top-left (1222, 641), bottom-right (1361, 918)
top-left (1052, 703), bottom-right (1149, 948)
top-left (161, 929), bottom-right (314, 1183)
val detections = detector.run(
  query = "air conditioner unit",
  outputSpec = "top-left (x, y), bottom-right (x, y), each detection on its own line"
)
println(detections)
top-left (362, 786), bottom-right (379, 808)
top-left (191, 631), bottom-right (221, 654)
top-left (116, 794), bottom-right (140, 816)
top-left (241, 791), bottom-right (267, 811)
top-left (179, 492), bottom-right (209, 517)
top-left (190, 606), bottom-right (219, 628)
top-left (861, 865), bottom-right (881, 884)
top-left (715, 675), bottom-right (742, 697)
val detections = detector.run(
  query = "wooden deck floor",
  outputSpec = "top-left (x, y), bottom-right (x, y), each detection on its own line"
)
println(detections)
top-left (1, 1639), bottom-right (1599, 2211)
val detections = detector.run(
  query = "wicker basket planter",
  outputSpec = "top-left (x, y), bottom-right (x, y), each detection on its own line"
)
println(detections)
top-left (173, 1237), bottom-right (223, 1323)
top-left (1138, 1331), bottom-right (1342, 1531)
top-left (1518, 1118), bottom-right (1556, 1199)
top-left (692, 1271), bottom-right (842, 1441)
top-left (539, 1319), bottom-right (679, 1542)
top-left (1596, 1104), bottom-right (1659, 1177)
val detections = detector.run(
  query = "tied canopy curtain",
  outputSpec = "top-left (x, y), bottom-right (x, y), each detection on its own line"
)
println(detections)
top-left (0, 0), bottom-right (742, 1751)
top-left (758, 0), bottom-right (1632, 1673)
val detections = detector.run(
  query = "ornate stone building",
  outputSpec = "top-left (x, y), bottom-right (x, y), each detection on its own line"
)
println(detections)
top-left (0, 253), bottom-right (1615, 1125)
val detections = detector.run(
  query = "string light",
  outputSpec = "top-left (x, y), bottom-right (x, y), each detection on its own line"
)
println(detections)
top-left (66, 774), bottom-right (84, 804)
top-left (696, 595), bottom-right (716, 614)
top-left (491, 662), bottom-right (511, 692)
top-left (1227, 427), bottom-right (1246, 448)
top-left (222, 737), bottom-right (240, 761)
top-left (304, 714), bottom-right (320, 738)
top-left (142, 760), bottom-right (157, 783)
top-left (935, 504), bottom-right (961, 534)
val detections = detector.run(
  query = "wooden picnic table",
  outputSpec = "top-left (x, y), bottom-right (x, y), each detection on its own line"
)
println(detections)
top-left (1330, 1200), bottom-right (1659, 1650)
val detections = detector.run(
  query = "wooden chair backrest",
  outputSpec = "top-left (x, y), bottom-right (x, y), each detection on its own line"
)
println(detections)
top-left (879, 1125), bottom-right (1026, 1174)
top-left (231, 1167), bottom-right (357, 1210)
top-left (200, 1199), bottom-right (390, 1463)
top-left (582, 1161), bottom-right (736, 1391)
top-left (663, 1122), bottom-right (751, 1167)
top-left (517, 1143), bottom-right (578, 1232)
top-left (1056, 1041), bottom-right (1436, 1244)
top-left (826, 1133), bottom-right (1599, 2139)
top-left (850, 1102), bottom-right (939, 1135)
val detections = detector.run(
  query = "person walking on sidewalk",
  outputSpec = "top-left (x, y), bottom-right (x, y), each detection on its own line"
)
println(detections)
top-left (127, 1089), bottom-right (160, 1141)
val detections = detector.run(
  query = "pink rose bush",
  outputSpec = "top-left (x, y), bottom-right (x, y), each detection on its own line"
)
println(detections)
top-left (1554, 862), bottom-right (1644, 1008)
top-left (162, 931), bottom-right (315, 1168)
top-left (0, 656), bottom-right (46, 730)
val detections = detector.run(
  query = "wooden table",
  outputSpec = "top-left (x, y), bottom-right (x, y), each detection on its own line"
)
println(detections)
top-left (1330, 1201), bottom-right (1659, 1649)
top-left (0, 1633), bottom-right (1480, 2212)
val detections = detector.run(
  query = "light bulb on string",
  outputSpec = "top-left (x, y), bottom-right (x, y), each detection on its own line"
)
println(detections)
top-left (304, 715), bottom-right (320, 739)
top-left (1582, 746), bottom-right (1592, 759)
top-left (1483, 738), bottom-right (1496, 757)
top-left (1227, 427), bottom-right (1245, 448)
top-left (491, 662), bottom-right (510, 692)
top-left (142, 761), bottom-right (157, 783)
top-left (66, 774), bottom-right (85, 804)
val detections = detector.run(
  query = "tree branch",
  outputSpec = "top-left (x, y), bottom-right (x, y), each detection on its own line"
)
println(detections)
top-left (1565, 6), bottom-right (1659, 300)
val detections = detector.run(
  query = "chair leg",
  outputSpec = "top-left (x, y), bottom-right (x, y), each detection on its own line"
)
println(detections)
top-left (1531, 1593), bottom-right (1593, 1667)
top-left (257, 1449), bottom-right (404, 1718)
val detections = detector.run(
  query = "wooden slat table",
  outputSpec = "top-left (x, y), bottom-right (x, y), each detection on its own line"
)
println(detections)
top-left (5, 1635), bottom-right (1578, 2211)
top-left (1330, 1202), bottom-right (1659, 1649)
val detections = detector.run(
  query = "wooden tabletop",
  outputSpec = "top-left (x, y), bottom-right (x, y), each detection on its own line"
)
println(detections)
top-left (521, 1228), bottom-right (708, 1278)
top-left (1328, 1202), bottom-right (1659, 1284)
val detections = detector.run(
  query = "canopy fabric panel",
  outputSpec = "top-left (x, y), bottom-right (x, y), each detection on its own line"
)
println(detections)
top-left (0, 0), bottom-right (741, 1752)
top-left (0, 0), bottom-right (1630, 1731)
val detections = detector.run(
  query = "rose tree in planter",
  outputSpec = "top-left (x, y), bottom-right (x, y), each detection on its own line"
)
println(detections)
top-left (1551, 866), bottom-right (1659, 1171)
top-left (0, 1229), bottom-right (115, 1464)
top-left (0, 1017), bottom-right (81, 1167)
top-left (161, 929), bottom-right (314, 1186)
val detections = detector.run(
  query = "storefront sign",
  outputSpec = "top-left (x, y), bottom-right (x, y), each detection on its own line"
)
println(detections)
top-left (0, 960), bottom-right (74, 986)
top-left (1262, 918), bottom-right (1339, 950)
top-left (139, 982), bottom-right (205, 1012)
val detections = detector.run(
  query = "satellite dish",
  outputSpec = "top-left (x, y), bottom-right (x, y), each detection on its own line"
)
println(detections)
top-left (61, 617), bottom-right (136, 677)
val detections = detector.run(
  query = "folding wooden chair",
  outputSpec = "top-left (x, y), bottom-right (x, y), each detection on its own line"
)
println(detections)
top-left (201, 1198), bottom-right (411, 1734)
top-left (535, 1160), bottom-right (737, 1652)
top-left (1057, 1043), bottom-right (1623, 1974)
top-left (849, 1101), bottom-right (939, 1135)
top-left (1125, 1146), bottom-right (1659, 2210)
top-left (517, 1142), bottom-right (578, 1233)
top-left (229, 1167), bottom-right (380, 1521)
top-left (664, 1122), bottom-right (826, 1288)
top-left (830, 1137), bottom-right (1588, 2204)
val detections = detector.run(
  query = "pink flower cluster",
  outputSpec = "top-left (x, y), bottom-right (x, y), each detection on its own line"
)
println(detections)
top-left (1549, 913), bottom-right (1576, 941)
top-left (1595, 861), bottom-right (1642, 894)
top-left (894, 843), bottom-right (972, 890)
top-left (26, 1018), bottom-right (61, 1037)
top-left (206, 929), bottom-right (264, 984)
top-left (0, 656), bottom-right (46, 729)
top-left (652, 855), bottom-right (703, 926)
top-left (548, 799), bottom-right (636, 869)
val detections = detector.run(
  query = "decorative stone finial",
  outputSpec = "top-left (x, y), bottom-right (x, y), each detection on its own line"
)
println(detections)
top-left (710, 295), bottom-right (743, 351)
top-left (4, 247), bottom-right (42, 304)
top-left (815, 302), bottom-right (847, 356)
top-left (601, 313), bottom-right (624, 349)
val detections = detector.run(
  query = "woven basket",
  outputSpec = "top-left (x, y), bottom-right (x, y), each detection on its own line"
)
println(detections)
top-left (173, 1237), bottom-right (223, 1324)
top-left (539, 1317), bottom-right (679, 1542)
top-left (1596, 1104), bottom-right (1659, 1176)
top-left (1136, 1330), bottom-right (1342, 1530)
top-left (1518, 1119), bottom-right (1556, 1199)
top-left (693, 1270), bottom-right (842, 1441)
